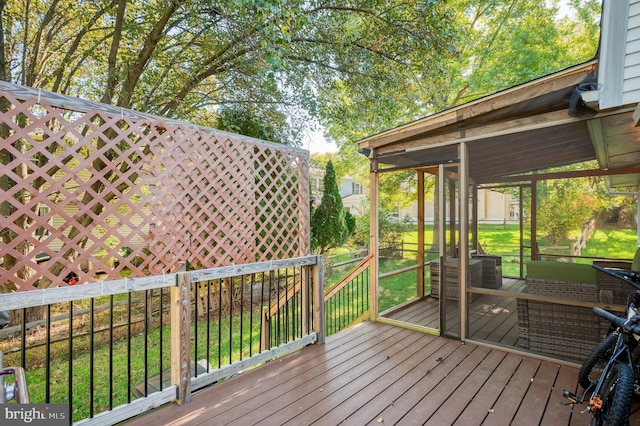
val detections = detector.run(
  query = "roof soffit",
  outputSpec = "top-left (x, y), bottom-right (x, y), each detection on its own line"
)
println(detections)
top-left (357, 60), bottom-right (598, 153)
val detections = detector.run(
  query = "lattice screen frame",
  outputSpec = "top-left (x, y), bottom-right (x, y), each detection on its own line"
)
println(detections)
top-left (0, 83), bottom-right (310, 291)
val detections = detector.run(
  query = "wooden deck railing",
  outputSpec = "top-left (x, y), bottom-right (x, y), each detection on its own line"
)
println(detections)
top-left (262, 255), bottom-right (371, 340)
top-left (0, 255), bottom-right (324, 425)
top-left (324, 256), bottom-right (371, 335)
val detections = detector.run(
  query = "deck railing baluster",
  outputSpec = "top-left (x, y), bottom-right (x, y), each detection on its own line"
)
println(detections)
top-left (90, 298), bottom-right (95, 418)
top-left (206, 280), bottom-right (211, 370)
top-left (109, 295), bottom-right (114, 409)
top-left (194, 282), bottom-right (199, 373)
top-left (144, 290), bottom-right (149, 397)
top-left (127, 292), bottom-right (132, 402)
top-left (218, 278), bottom-right (222, 368)
top-left (229, 278), bottom-right (233, 364)
top-left (45, 305), bottom-right (51, 403)
top-left (68, 302), bottom-right (73, 414)
top-left (0, 256), bottom-right (323, 424)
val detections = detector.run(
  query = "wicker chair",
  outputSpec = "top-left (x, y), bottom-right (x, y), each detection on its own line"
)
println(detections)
top-left (593, 260), bottom-right (633, 305)
top-left (517, 277), bottom-right (610, 363)
top-left (518, 250), bottom-right (640, 363)
top-left (429, 258), bottom-right (483, 301)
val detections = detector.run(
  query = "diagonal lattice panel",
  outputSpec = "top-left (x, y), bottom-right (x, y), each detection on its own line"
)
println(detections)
top-left (1, 84), bottom-right (309, 291)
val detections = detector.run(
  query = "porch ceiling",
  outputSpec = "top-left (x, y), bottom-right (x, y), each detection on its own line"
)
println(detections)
top-left (357, 59), bottom-right (640, 189)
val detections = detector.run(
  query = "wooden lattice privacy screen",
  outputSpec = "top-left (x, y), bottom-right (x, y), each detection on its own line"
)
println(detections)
top-left (0, 83), bottom-right (310, 292)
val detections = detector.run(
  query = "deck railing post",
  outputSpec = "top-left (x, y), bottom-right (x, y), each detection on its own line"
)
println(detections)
top-left (312, 256), bottom-right (325, 344)
top-left (171, 272), bottom-right (192, 404)
top-left (301, 265), bottom-right (309, 335)
top-left (261, 307), bottom-right (271, 351)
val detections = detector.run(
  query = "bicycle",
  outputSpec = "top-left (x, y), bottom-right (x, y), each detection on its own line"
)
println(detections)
top-left (563, 265), bottom-right (640, 425)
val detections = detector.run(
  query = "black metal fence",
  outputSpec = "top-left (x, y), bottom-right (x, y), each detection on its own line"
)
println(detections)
top-left (0, 256), bottom-right (324, 425)
top-left (323, 258), bottom-right (371, 336)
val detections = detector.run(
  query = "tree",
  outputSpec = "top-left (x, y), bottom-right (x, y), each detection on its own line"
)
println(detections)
top-left (0, 0), bottom-right (456, 296)
top-left (311, 161), bottom-right (348, 254)
top-left (537, 180), bottom-right (597, 245)
top-left (0, 0), bottom-right (457, 146)
top-left (324, 0), bottom-right (601, 172)
top-left (344, 210), bottom-right (356, 236)
top-left (215, 105), bottom-right (297, 144)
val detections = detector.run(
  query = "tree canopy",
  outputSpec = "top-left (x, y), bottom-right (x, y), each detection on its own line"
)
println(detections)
top-left (324, 0), bottom-right (601, 184)
top-left (0, 0), bottom-right (457, 145)
top-left (0, 1), bottom-right (601, 148)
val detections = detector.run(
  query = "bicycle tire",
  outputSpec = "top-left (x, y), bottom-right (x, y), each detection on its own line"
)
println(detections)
top-left (579, 333), bottom-right (619, 390)
top-left (590, 362), bottom-right (634, 426)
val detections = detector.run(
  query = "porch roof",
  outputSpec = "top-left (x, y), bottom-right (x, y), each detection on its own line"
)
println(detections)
top-left (357, 59), bottom-right (640, 189)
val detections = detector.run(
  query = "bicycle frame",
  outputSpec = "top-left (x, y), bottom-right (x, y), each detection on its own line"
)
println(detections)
top-left (563, 265), bottom-right (640, 416)
top-left (588, 333), bottom-right (635, 412)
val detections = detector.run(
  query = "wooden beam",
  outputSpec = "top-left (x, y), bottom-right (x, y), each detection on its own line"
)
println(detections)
top-left (369, 158), bottom-right (380, 320)
top-left (481, 165), bottom-right (640, 185)
top-left (171, 273), bottom-right (192, 404)
top-left (375, 109), bottom-right (584, 156)
top-left (312, 256), bottom-right (325, 344)
top-left (190, 256), bottom-right (317, 282)
top-left (438, 164), bottom-right (446, 331)
top-left (459, 142), bottom-right (469, 340)
top-left (531, 182), bottom-right (539, 261)
top-left (634, 102), bottom-right (640, 127)
top-left (417, 172), bottom-right (425, 298)
top-left (323, 256), bottom-right (372, 301)
top-left (358, 61), bottom-right (596, 150)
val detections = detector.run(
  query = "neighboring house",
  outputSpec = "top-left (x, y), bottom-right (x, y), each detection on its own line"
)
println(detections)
top-left (33, 166), bottom-right (151, 270)
top-left (399, 189), bottom-right (519, 225)
top-left (312, 165), bottom-right (518, 223)
top-left (310, 167), bottom-right (367, 215)
top-left (339, 176), bottom-right (366, 215)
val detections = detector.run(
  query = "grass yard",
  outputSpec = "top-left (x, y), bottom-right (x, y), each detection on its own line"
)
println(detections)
top-left (373, 225), bottom-right (638, 313)
top-left (397, 224), bottom-right (637, 269)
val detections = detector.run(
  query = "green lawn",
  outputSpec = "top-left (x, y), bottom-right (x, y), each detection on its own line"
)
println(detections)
top-left (373, 225), bottom-right (638, 312)
top-left (397, 224), bottom-right (637, 262)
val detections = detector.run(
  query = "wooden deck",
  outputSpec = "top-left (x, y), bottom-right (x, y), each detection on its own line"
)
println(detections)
top-left (124, 320), bottom-right (640, 426)
top-left (384, 278), bottom-right (523, 347)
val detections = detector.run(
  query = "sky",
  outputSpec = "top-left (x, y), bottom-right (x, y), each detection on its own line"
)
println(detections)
top-left (304, 127), bottom-right (337, 153)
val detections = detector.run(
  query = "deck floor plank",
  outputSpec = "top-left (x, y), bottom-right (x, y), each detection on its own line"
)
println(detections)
top-left (545, 365), bottom-right (580, 426)
top-left (340, 339), bottom-right (463, 425)
top-left (484, 356), bottom-right (542, 425)
top-left (123, 321), bottom-right (640, 426)
top-left (306, 336), bottom-right (451, 425)
top-left (211, 328), bottom-right (416, 425)
top-left (126, 321), bottom-right (404, 426)
top-left (275, 333), bottom-right (443, 425)
top-left (425, 348), bottom-right (508, 426)
top-left (511, 360), bottom-right (561, 426)
top-left (453, 352), bottom-right (525, 425)
top-left (364, 342), bottom-right (478, 425)
top-left (399, 344), bottom-right (493, 425)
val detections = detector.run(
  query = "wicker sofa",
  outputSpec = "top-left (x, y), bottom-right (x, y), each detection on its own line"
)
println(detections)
top-left (517, 261), bottom-right (627, 363)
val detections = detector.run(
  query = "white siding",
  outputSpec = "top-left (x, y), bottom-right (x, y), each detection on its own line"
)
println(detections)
top-left (623, 0), bottom-right (640, 105)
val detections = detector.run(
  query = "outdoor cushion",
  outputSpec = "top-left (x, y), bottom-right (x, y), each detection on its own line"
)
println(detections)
top-left (526, 261), bottom-right (597, 285)
top-left (632, 246), bottom-right (640, 271)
